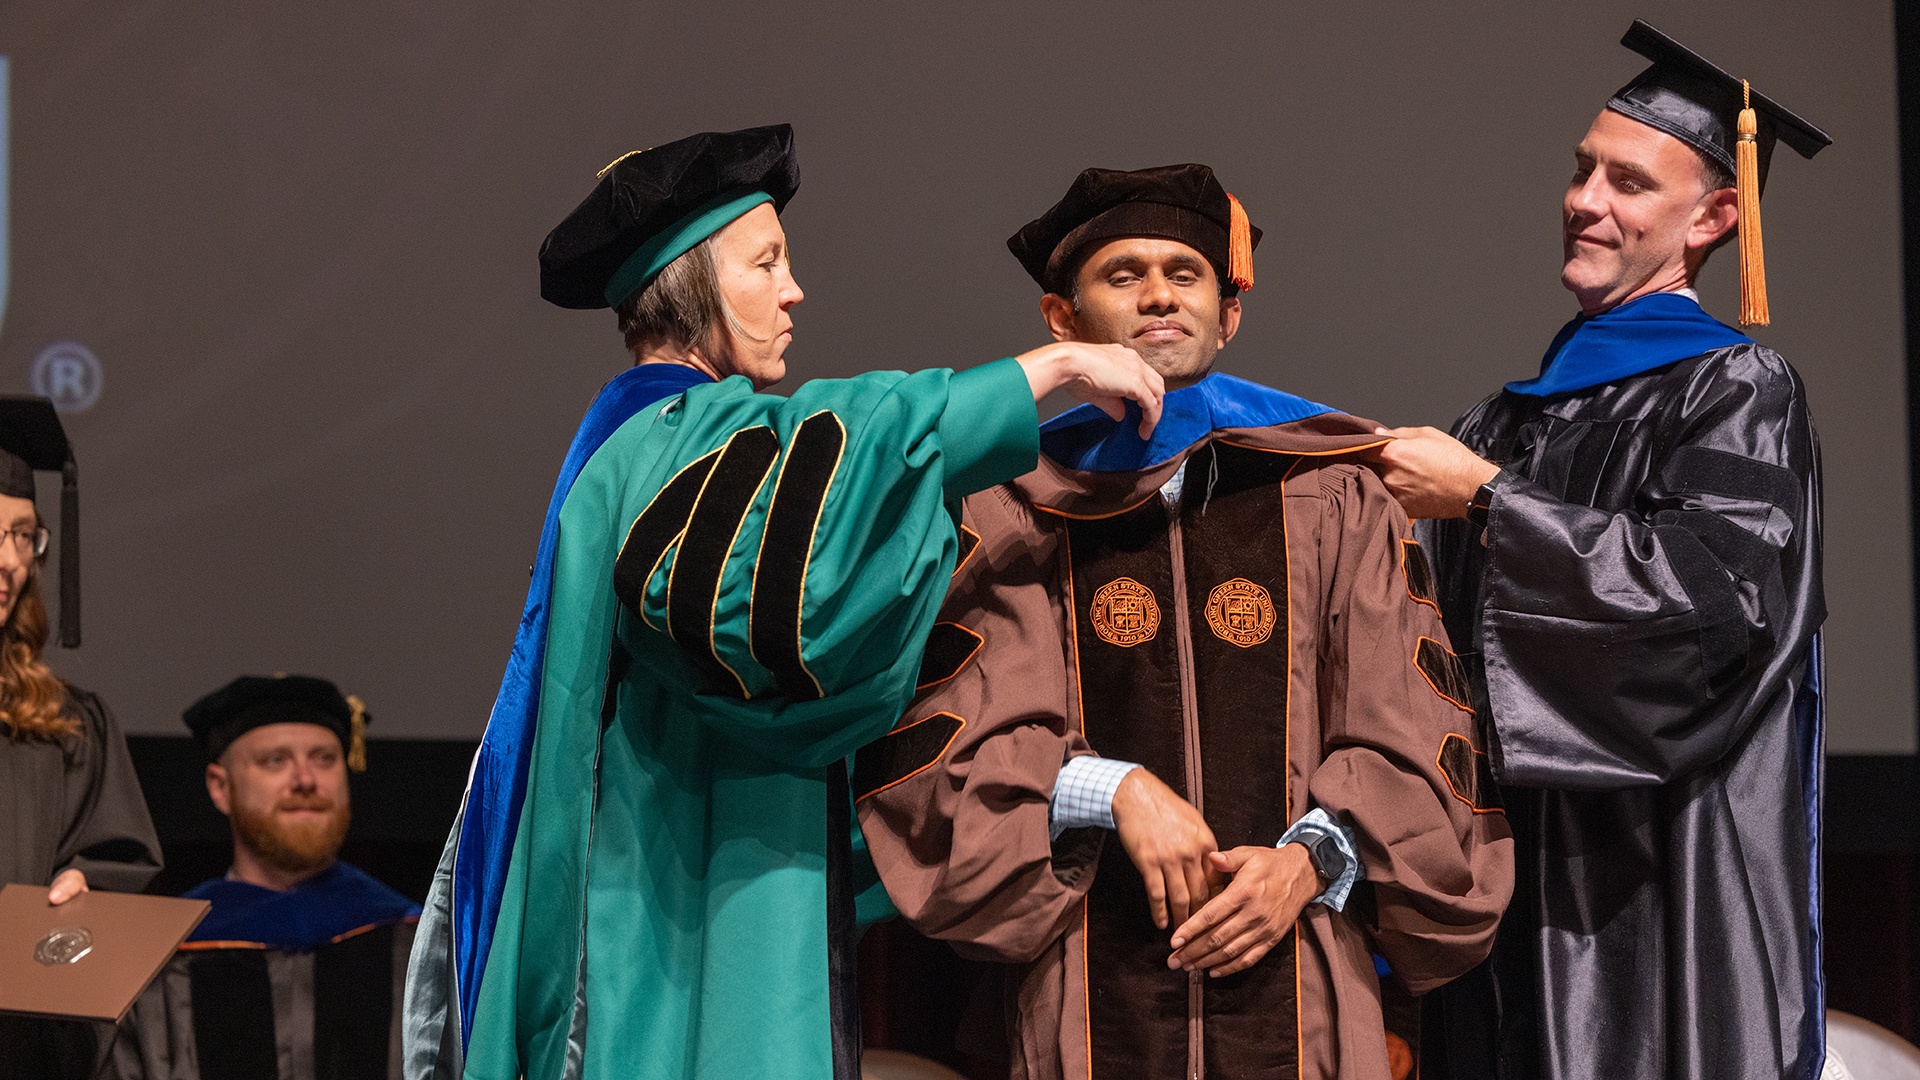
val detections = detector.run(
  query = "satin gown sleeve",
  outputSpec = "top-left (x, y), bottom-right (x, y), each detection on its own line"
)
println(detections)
top-left (1469, 349), bottom-right (1822, 791)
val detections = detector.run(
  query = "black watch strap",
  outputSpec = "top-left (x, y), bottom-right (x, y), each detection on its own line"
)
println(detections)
top-left (1466, 474), bottom-right (1502, 530)
top-left (1300, 830), bottom-right (1350, 886)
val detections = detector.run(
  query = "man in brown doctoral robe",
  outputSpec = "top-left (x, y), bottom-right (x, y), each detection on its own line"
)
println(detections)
top-left (856, 165), bottom-right (1514, 1080)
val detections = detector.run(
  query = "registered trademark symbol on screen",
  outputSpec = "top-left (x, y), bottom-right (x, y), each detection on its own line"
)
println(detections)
top-left (31, 340), bottom-right (103, 413)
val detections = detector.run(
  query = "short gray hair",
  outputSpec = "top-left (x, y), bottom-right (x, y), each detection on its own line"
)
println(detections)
top-left (617, 237), bottom-right (729, 357)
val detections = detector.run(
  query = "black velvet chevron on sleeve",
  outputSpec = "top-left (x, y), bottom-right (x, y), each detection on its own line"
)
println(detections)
top-left (853, 712), bottom-right (966, 802)
top-left (188, 951), bottom-right (278, 1080)
top-left (314, 926), bottom-right (398, 1080)
top-left (1437, 732), bottom-right (1503, 813)
top-left (1415, 636), bottom-right (1473, 713)
top-left (750, 412), bottom-right (846, 701)
top-left (914, 622), bottom-right (984, 690)
top-left (952, 524), bottom-right (982, 577)
top-left (1401, 538), bottom-right (1439, 612)
top-left (1661, 445), bottom-right (1803, 516)
top-left (612, 448), bottom-right (722, 615)
top-left (665, 427), bottom-right (782, 696)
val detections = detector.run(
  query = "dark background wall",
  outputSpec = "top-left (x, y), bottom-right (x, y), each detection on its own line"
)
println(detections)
top-left (14, 0), bottom-right (1920, 1064)
top-left (2, 0), bottom-right (1911, 752)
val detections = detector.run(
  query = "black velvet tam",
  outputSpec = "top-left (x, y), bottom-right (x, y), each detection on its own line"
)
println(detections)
top-left (184, 674), bottom-right (362, 763)
top-left (1606, 20), bottom-right (1830, 187)
top-left (1007, 163), bottom-right (1260, 295)
top-left (0, 396), bottom-right (72, 502)
top-left (539, 124), bottom-right (799, 310)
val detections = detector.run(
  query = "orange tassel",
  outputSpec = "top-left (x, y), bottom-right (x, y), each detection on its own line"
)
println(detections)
top-left (1226, 193), bottom-right (1255, 292)
top-left (1736, 80), bottom-right (1769, 327)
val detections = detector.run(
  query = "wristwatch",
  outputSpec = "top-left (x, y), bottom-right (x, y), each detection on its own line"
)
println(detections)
top-left (1466, 474), bottom-right (1502, 530)
top-left (1297, 830), bottom-right (1351, 887)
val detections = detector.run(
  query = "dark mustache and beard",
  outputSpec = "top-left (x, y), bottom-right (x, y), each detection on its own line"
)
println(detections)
top-left (231, 794), bottom-right (351, 875)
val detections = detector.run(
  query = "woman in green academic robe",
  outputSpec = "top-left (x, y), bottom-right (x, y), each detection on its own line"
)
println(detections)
top-left (404, 124), bottom-right (1164, 1080)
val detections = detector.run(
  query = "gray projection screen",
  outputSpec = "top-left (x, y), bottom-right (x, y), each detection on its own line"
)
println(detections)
top-left (1, 1), bottom-right (1909, 750)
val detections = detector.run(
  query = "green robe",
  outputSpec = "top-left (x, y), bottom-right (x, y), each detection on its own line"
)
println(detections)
top-left (460, 360), bottom-right (1037, 1080)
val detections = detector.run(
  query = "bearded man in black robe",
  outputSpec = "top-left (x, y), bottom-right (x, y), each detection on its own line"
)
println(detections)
top-left (111, 677), bottom-right (419, 1080)
top-left (1366, 21), bottom-right (1834, 1080)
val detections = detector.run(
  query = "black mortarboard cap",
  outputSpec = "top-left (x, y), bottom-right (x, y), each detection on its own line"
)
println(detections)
top-left (0, 396), bottom-right (78, 647)
top-left (1607, 20), bottom-right (1831, 190)
top-left (1605, 20), bottom-right (1831, 326)
top-left (183, 674), bottom-right (372, 771)
top-left (1009, 164), bottom-right (1261, 297)
top-left (540, 124), bottom-right (800, 311)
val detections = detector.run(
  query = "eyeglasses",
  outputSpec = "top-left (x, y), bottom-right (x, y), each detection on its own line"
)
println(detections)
top-left (1, 527), bottom-right (50, 558)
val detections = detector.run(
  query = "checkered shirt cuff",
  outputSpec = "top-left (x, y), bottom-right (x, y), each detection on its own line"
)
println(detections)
top-left (1049, 755), bottom-right (1141, 840)
top-left (1279, 807), bottom-right (1365, 912)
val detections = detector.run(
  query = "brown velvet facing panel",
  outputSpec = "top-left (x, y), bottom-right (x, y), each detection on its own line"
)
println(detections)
top-left (1075, 491), bottom-right (1190, 1068)
top-left (1062, 442), bottom-right (1301, 1080)
top-left (1065, 495), bottom-right (1191, 1079)
top-left (1182, 444), bottom-right (1301, 1080)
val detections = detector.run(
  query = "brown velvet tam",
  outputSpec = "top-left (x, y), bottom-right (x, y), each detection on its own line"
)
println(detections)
top-left (1007, 163), bottom-right (1261, 296)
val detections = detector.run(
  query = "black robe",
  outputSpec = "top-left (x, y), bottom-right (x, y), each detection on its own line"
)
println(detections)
top-left (0, 685), bottom-right (163, 1080)
top-left (1419, 343), bottom-right (1825, 1080)
top-left (111, 919), bottom-right (418, 1080)
top-left (1, 686), bottom-right (162, 893)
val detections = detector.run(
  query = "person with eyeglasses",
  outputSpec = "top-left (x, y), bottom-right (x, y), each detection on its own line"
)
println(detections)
top-left (0, 396), bottom-right (162, 1079)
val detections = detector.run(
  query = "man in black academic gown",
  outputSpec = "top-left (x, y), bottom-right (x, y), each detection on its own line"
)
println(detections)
top-left (1366, 21), bottom-right (1833, 1080)
top-left (112, 676), bottom-right (420, 1080)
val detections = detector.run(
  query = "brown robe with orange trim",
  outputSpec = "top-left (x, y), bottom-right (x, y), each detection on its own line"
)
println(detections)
top-left (857, 412), bottom-right (1514, 1080)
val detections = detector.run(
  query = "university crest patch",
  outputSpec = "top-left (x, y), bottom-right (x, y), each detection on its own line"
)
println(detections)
top-left (1089, 577), bottom-right (1160, 647)
top-left (1205, 577), bottom-right (1275, 646)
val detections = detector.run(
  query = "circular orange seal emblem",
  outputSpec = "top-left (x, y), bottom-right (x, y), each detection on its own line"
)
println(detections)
top-left (1205, 578), bottom-right (1275, 647)
top-left (1089, 577), bottom-right (1160, 647)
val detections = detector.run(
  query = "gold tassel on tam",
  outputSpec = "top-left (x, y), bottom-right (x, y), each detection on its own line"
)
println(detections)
top-left (346, 694), bottom-right (367, 772)
top-left (1736, 80), bottom-right (1769, 327)
top-left (1227, 193), bottom-right (1255, 292)
top-left (597, 147), bottom-right (650, 178)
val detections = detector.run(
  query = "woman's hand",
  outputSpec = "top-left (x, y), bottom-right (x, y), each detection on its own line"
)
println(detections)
top-left (48, 868), bottom-right (88, 905)
top-left (1015, 342), bottom-right (1166, 439)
